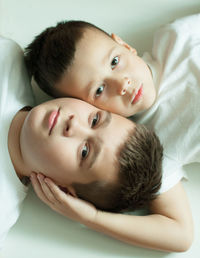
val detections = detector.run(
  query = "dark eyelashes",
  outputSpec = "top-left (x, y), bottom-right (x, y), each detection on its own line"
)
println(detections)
top-left (91, 112), bottom-right (100, 127)
top-left (81, 142), bottom-right (89, 160)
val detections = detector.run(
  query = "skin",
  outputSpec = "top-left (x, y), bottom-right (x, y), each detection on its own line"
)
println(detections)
top-left (7, 90), bottom-right (193, 252)
top-left (31, 175), bottom-right (194, 252)
top-left (56, 29), bottom-right (156, 117)
top-left (14, 98), bottom-right (193, 252)
top-left (8, 97), bottom-right (135, 193)
top-left (24, 27), bottom-right (193, 252)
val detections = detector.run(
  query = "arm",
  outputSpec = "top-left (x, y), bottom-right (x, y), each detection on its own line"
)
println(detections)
top-left (91, 182), bottom-right (194, 252)
top-left (30, 173), bottom-right (194, 252)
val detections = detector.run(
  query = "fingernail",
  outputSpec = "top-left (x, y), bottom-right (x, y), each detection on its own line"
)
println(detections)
top-left (44, 178), bottom-right (49, 184)
top-left (30, 174), bottom-right (34, 180)
top-left (37, 174), bottom-right (42, 180)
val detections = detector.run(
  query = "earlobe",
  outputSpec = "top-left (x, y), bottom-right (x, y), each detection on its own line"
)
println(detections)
top-left (67, 185), bottom-right (77, 197)
top-left (111, 33), bottom-right (137, 55)
top-left (59, 185), bottom-right (77, 197)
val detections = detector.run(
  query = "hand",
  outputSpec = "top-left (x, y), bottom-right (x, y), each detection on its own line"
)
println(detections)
top-left (30, 173), bottom-right (98, 225)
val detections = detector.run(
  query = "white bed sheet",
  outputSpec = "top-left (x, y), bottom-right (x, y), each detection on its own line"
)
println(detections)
top-left (1, 163), bottom-right (200, 258)
top-left (0, 0), bottom-right (200, 257)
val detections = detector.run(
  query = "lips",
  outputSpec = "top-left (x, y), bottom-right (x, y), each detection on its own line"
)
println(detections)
top-left (48, 108), bottom-right (60, 135)
top-left (131, 84), bottom-right (143, 105)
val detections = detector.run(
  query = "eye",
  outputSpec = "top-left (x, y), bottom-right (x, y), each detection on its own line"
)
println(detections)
top-left (91, 112), bottom-right (100, 128)
top-left (81, 143), bottom-right (89, 160)
top-left (95, 85), bottom-right (104, 98)
top-left (111, 56), bottom-right (119, 69)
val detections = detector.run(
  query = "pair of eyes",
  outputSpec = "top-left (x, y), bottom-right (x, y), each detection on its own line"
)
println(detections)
top-left (95, 56), bottom-right (119, 98)
top-left (81, 112), bottom-right (100, 160)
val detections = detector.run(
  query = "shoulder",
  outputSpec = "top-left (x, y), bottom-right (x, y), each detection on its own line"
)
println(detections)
top-left (154, 13), bottom-right (200, 42)
top-left (0, 36), bottom-right (22, 52)
top-left (0, 37), bottom-right (26, 80)
top-left (169, 13), bottom-right (200, 31)
top-left (0, 37), bottom-right (23, 64)
top-left (151, 13), bottom-right (200, 66)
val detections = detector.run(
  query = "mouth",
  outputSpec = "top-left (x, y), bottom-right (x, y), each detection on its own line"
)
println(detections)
top-left (48, 108), bottom-right (60, 135)
top-left (131, 84), bottom-right (143, 105)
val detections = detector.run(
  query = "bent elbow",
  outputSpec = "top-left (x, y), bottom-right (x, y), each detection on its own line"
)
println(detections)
top-left (176, 228), bottom-right (194, 252)
top-left (179, 235), bottom-right (194, 252)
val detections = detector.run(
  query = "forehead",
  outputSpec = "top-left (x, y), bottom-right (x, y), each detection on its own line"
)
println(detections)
top-left (56, 29), bottom-right (117, 98)
top-left (87, 148), bottom-right (119, 184)
top-left (73, 28), bottom-right (115, 65)
top-left (84, 115), bottom-right (135, 184)
top-left (79, 27), bottom-right (113, 49)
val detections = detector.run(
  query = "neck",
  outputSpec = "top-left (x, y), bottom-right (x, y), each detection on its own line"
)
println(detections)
top-left (8, 108), bottom-right (32, 180)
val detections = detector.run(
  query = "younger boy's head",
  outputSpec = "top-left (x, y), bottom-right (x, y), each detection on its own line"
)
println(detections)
top-left (20, 98), bottom-right (162, 212)
top-left (25, 21), bottom-right (156, 117)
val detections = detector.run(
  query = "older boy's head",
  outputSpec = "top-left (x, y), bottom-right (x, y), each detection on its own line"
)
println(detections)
top-left (73, 123), bottom-right (163, 212)
top-left (20, 98), bottom-right (163, 212)
top-left (25, 21), bottom-right (156, 117)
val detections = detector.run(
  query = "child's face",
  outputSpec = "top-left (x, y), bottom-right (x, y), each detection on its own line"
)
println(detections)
top-left (55, 29), bottom-right (156, 117)
top-left (20, 98), bottom-right (134, 189)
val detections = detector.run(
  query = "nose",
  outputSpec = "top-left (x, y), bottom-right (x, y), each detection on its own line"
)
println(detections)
top-left (64, 114), bottom-right (89, 137)
top-left (117, 77), bottom-right (131, 96)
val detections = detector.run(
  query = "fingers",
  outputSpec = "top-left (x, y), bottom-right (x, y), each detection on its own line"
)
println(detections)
top-left (30, 172), bottom-right (49, 204)
top-left (44, 178), bottom-right (83, 211)
top-left (31, 173), bottom-right (97, 223)
top-left (30, 173), bottom-right (58, 205)
top-left (44, 177), bottom-right (71, 203)
top-left (31, 173), bottom-right (79, 209)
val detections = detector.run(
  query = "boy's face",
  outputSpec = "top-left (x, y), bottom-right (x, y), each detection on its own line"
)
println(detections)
top-left (56, 28), bottom-right (156, 117)
top-left (20, 98), bottom-right (134, 189)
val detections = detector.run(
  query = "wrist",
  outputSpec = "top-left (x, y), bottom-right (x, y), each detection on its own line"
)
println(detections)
top-left (84, 210), bottom-right (106, 231)
top-left (84, 209), bottom-right (100, 227)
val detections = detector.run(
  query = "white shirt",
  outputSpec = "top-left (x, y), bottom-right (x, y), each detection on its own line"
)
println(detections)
top-left (134, 14), bottom-right (200, 193)
top-left (0, 37), bottom-right (35, 249)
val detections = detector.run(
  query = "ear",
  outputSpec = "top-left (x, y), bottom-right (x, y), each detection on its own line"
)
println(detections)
top-left (68, 185), bottom-right (77, 197)
top-left (59, 185), bottom-right (77, 197)
top-left (111, 33), bottom-right (137, 55)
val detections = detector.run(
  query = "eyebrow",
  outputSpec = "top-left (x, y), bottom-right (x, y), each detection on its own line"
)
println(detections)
top-left (86, 111), bottom-right (112, 170)
top-left (87, 138), bottom-right (102, 170)
top-left (104, 46), bottom-right (116, 65)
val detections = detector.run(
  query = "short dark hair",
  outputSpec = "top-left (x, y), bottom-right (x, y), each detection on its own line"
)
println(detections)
top-left (72, 124), bottom-right (163, 212)
top-left (24, 20), bottom-right (109, 97)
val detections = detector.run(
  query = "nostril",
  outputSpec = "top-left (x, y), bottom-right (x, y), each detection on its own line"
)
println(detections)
top-left (121, 89), bottom-right (126, 95)
top-left (65, 115), bottom-right (74, 133)
top-left (124, 77), bottom-right (131, 85)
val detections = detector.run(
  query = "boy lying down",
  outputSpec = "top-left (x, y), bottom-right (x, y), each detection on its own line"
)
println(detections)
top-left (1, 26), bottom-right (194, 251)
top-left (26, 14), bottom-right (200, 252)
top-left (1, 36), bottom-right (165, 251)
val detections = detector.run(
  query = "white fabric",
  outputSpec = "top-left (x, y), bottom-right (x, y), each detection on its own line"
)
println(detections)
top-left (134, 14), bottom-right (200, 193)
top-left (0, 37), bottom-right (35, 249)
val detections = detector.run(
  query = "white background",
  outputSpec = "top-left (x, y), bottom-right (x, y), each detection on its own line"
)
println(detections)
top-left (0, 0), bottom-right (200, 257)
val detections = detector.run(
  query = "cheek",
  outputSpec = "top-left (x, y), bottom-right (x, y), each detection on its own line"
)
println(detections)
top-left (38, 142), bottom-right (75, 181)
top-left (109, 103), bottom-right (125, 115)
top-left (135, 58), bottom-right (149, 76)
top-left (47, 139), bottom-right (77, 171)
top-left (102, 96), bottom-right (128, 115)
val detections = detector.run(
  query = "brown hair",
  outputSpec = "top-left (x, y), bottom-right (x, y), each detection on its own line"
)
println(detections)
top-left (72, 124), bottom-right (163, 212)
top-left (24, 20), bottom-right (109, 97)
